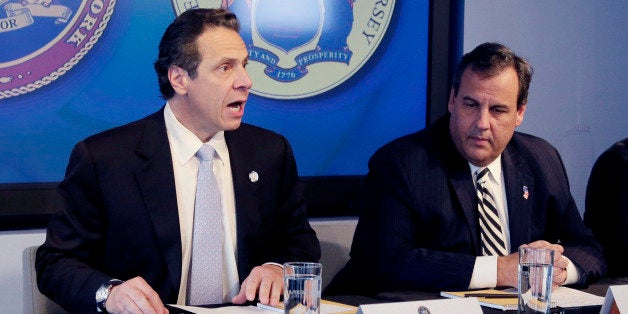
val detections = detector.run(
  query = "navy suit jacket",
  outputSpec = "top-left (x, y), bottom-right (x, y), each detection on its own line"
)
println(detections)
top-left (36, 108), bottom-right (321, 312)
top-left (326, 115), bottom-right (605, 295)
top-left (584, 137), bottom-right (628, 277)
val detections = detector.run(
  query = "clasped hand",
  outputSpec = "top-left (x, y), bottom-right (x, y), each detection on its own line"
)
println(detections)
top-left (497, 240), bottom-right (569, 288)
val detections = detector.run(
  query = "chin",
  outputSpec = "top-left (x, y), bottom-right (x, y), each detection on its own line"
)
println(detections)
top-left (226, 122), bottom-right (242, 131)
top-left (466, 153), bottom-right (490, 167)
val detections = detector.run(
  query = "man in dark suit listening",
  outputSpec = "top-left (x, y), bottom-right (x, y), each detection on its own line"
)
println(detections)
top-left (326, 42), bottom-right (605, 296)
top-left (584, 137), bottom-right (628, 277)
top-left (36, 8), bottom-right (320, 313)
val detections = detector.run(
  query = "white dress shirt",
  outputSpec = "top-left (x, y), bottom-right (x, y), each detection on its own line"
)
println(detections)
top-left (467, 156), bottom-right (580, 289)
top-left (163, 103), bottom-right (240, 304)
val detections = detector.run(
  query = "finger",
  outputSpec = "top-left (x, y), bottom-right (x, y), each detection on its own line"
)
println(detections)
top-left (548, 243), bottom-right (564, 254)
top-left (525, 240), bottom-right (551, 248)
top-left (144, 288), bottom-right (167, 314)
top-left (232, 278), bottom-right (249, 304)
top-left (258, 270), bottom-right (285, 305)
top-left (257, 275), bottom-right (272, 304)
top-left (553, 265), bottom-right (567, 280)
top-left (269, 276), bottom-right (283, 307)
top-left (553, 269), bottom-right (567, 286)
top-left (231, 290), bottom-right (247, 304)
top-left (126, 285), bottom-right (162, 314)
top-left (245, 274), bottom-right (262, 301)
top-left (554, 257), bottom-right (568, 269)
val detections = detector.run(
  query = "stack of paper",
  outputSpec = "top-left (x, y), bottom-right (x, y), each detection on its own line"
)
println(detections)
top-left (440, 286), bottom-right (604, 311)
top-left (440, 289), bottom-right (519, 311)
top-left (257, 299), bottom-right (358, 313)
top-left (168, 299), bottom-right (357, 313)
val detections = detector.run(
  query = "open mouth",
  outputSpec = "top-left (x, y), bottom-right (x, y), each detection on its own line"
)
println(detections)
top-left (227, 101), bottom-right (243, 112)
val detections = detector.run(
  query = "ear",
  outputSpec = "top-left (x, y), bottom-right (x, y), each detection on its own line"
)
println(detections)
top-left (447, 88), bottom-right (455, 113)
top-left (516, 102), bottom-right (527, 126)
top-left (168, 66), bottom-right (189, 95)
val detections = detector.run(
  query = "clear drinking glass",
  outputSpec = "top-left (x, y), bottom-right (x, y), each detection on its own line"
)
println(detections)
top-left (283, 262), bottom-right (322, 314)
top-left (518, 247), bottom-right (554, 313)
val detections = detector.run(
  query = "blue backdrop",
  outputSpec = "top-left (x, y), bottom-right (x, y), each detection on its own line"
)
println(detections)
top-left (0, 1), bottom-right (428, 183)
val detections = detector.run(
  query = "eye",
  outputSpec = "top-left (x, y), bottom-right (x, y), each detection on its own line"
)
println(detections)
top-left (490, 106), bottom-right (508, 114)
top-left (464, 101), bottom-right (479, 108)
top-left (218, 64), bottom-right (230, 72)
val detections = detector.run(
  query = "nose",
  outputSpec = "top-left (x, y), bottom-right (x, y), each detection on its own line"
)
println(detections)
top-left (476, 107), bottom-right (490, 129)
top-left (235, 67), bottom-right (253, 90)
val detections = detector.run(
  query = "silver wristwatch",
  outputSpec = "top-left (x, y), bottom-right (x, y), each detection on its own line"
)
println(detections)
top-left (96, 279), bottom-right (124, 312)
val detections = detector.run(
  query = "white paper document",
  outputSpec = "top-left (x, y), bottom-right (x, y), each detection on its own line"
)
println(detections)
top-left (357, 297), bottom-right (483, 314)
top-left (550, 286), bottom-right (605, 308)
top-left (169, 300), bottom-right (357, 314)
top-left (169, 304), bottom-right (268, 313)
top-left (256, 300), bottom-right (357, 313)
top-left (481, 286), bottom-right (604, 309)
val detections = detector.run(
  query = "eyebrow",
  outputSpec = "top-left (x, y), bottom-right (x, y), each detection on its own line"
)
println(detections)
top-left (462, 96), bottom-right (510, 108)
top-left (462, 96), bottom-right (478, 103)
top-left (217, 55), bottom-right (249, 66)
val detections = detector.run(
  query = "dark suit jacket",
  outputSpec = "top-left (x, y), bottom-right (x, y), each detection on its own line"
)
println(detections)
top-left (325, 115), bottom-right (606, 296)
top-left (36, 108), bottom-right (321, 312)
top-left (584, 137), bottom-right (628, 277)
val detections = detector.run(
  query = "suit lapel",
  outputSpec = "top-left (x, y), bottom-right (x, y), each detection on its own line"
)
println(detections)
top-left (134, 110), bottom-right (183, 291)
top-left (502, 144), bottom-right (535, 250)
top-left (432, 118), bottom-right (483, 254)
top-left (225, 126), bottom-right (261, 279)
top-left (450, 169), bottom-right (482, 254)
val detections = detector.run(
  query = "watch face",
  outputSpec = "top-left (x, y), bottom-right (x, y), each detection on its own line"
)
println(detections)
top-left (96, 284), bottom-right (111, 304)
top-left (96, 279), bottom-right (123, 310)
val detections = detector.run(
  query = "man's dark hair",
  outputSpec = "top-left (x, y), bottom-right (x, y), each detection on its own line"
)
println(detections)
top-left (154, 8), bottom-right (240, 99)
top-left (451, 42), bottom-right (534, 108)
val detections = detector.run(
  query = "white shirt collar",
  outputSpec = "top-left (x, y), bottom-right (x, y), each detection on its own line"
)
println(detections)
top-left (469, 156), bottom-right (503, 186)
top-left (164, 102), bottom-right (228, 166)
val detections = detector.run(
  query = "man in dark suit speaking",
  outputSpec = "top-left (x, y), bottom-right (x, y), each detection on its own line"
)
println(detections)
top-left (326, 42), bottom-right (605, 296)
top-left (36, 9), bottom-right (320, 313)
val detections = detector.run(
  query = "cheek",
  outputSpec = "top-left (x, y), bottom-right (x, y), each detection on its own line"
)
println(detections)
top-left (450, 118), bottom-right (469, 142)
top-left (453, 115), bottom-right (473, 133)
top-left (492, 123), bottom-right (515, 143)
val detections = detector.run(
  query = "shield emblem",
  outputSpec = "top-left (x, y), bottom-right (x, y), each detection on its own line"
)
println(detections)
top-left (253, 0), bottom-right (322, 53)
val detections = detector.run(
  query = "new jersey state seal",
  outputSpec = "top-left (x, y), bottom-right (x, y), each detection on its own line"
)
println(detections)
top-left (0, 0), bottom-right (116, 99)
top-left (172, 0), bottom-right (396, 100)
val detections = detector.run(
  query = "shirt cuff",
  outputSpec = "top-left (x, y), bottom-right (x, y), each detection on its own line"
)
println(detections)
top-left (469, 255), bottom-right (497, 289)
top-left (563, 256), bottom-right (581, 285)
top-left (263, 262), bottom-right (284, 269)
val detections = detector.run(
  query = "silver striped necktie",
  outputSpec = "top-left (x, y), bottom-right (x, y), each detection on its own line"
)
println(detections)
top-left (476, 168), bottom-right (508, 256)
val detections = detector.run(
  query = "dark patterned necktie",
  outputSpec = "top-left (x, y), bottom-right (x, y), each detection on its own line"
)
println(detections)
top-left (188, 144), bottom-right (223, 305)
top-left (476, 168), bottom-right (508, 256)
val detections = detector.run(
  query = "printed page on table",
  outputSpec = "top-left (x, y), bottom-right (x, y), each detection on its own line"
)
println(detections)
top-left (167, 304), bottom-right (267, 313)
top-left (357, 297), bottom-right (482, 314)
top-left (256, 299), bottom-right (358, 314)
top-left (440, 288), bottom-right (518, 311)
top-left (441, 286), bottom-right (605, 310)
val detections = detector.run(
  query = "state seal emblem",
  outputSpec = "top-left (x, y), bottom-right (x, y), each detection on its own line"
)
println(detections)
top-left (0, 0), bottom-right (116, 99)
top-left (171, 0), bottom-right (395, 99)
